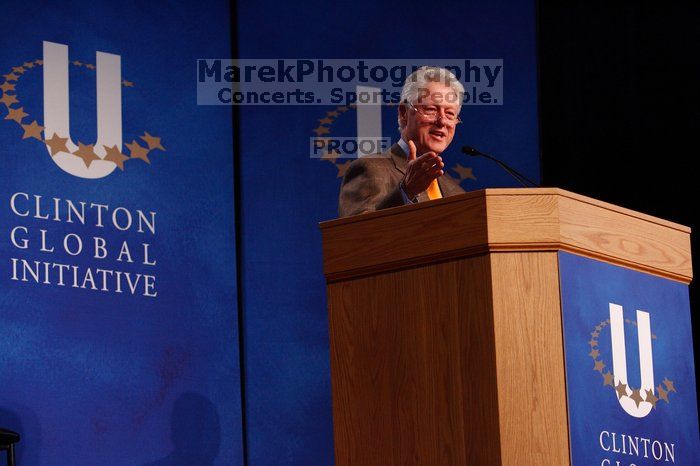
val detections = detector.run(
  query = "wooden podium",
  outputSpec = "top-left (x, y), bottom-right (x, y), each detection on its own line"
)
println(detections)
top-left (319, 188), bottom-right (692, 465)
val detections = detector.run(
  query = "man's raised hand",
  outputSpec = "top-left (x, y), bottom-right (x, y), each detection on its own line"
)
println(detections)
top-left (402, 140), bottom-right (444, 198)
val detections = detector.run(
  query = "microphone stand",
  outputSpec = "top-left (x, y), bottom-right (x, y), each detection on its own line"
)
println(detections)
top-left (461, 146), bottom-right (539, 188)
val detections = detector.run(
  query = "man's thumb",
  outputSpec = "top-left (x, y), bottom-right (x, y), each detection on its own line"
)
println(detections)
top-left (407, 140), bottom-right (417, 161)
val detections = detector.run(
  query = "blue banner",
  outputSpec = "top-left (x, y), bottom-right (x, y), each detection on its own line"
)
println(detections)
top-left (559, 252), bottom-right (700, 465)
top-left (235, 1), bottom-right (540, 463)
top-left (0, 1), bottom-right (243, 464)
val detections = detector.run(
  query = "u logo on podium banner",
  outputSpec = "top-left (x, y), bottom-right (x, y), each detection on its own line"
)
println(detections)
top-left (608, 303), bottom-right (655, 418)
top-left (586, 302), bottom-right (678, 418)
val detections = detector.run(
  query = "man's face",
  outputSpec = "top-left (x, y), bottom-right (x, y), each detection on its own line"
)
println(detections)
top-left (400, 81), bottom-right (460, 155)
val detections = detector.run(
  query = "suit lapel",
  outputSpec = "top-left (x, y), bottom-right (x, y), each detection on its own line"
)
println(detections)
top-left (389, 143), bottom-right (407, 175)
top-left (437, 174), bottom-right (454, 197)
top-left (438, 173), bottom-right (464, 197)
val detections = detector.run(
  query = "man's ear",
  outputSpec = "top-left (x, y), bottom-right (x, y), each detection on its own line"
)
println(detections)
top-left (398, 103), bottom-right (408, 127)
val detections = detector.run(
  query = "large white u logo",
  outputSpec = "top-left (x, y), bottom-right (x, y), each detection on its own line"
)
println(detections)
top-left (609, 303), bottom-right (655, 418)
top-left (43, 40), bottom-right (122, 179)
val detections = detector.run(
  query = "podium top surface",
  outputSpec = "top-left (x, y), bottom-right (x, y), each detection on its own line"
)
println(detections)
top-left (320, 188), bottom-right (692, 283)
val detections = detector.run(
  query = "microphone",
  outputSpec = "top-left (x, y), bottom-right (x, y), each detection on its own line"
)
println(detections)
top-left (461, 145), bottom-right (539, 188)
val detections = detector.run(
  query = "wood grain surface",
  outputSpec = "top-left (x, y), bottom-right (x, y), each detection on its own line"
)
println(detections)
top-left (327, 255), bottom-right (503, 465)
top-left (320, 188), bottom-right (692, 283)
top-left (489, 252), bottom-right (570, 465)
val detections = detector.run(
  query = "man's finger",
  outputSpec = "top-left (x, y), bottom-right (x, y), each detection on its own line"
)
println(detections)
top-left (420, 158), bottom-right (443, 171)
top-left (418, 154), bottom-right (441, 170)
top-left (426, 163), bottom-right (444, 176)
top-left (408, 140), bottom-right (417, 161)
top-left (415, 152), bottom-right (438, 163)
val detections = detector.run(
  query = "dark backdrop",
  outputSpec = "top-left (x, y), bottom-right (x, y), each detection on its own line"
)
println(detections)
top-left (538, 2), bottom-right (699, 406)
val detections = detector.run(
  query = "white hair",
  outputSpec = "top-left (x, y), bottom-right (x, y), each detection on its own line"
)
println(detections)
top-left (398, 66), bottom-right (465, 131)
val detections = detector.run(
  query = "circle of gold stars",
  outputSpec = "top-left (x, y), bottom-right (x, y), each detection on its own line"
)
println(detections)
top-left (312, 103), bottom-right (477, 183)
top-left (588, 318), bottom-right (676, 410)
top-left (1, 58), bottom-right (165, 171)
top-left (314, 104), bottom-right (354, 178)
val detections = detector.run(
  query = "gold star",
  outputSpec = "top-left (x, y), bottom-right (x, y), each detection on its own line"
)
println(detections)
top-left (2, 72), bottom-right (19, 82)
top-left (0, 82), bottom-right (16, 92)
top-left (318, 117), bottom-right (333, 125)
top-left (72, 60), bottom-right (83, 66)
top-left (588, 338), bottom-right (598, 348)
top-left (22, 61), bottom-right (35, 69)
top-left (615, 381), bottom-right (628, 399)
top-left (5, 106), bottom-right (28, 123)
top-left (34, 59), bottom-right (43, 65)
top-left (321, 149), bottom-right (340, 164)
top-left (74, 142), bottom-right (100, 168)
top-left (21, 120), bottom-right (44, 140)
top-left (595, 325), bottom-right (602, 332)
top-left (645, 389), bottom-right (659, 408)
top-left (140, 132), bottom-right (165, 151)
top-left (326, 110), bottom-right (339, 117)
top-left (602, 371), bottom-right (614, 387)
top-left (629, 389), bottom-right (644, 407)
top-left (44, 133), bottom-right (69, 156)
top-left (337, 106), bottom-right (349, 113)
top-left (591, 330), bottom-right (600, 338)
top-left (122, 80), bottom-right (134, 87)
top-left (12, 66), bottom-right (25, 74)
top-left (588, 348), bottom-right (600, 359)
top-left (84, 63), bottom-right (95, 70)
top-left (335, 160), bottom-right (352, 178)
top-left (313, 126), bottom-right (330, 136)
top-left (452, 163), bottom-right (476, 181)
top-left (657, 384), bottom-right (669, 403)
top-left (125, 140), bottom-right (150, 163)
top-left (103, 145), bottom-right (129, 170)
top-left (594, 360), bottom-right (605, 373)
top-left (0, 93), bottom-right (18, 107)
top-left (663, 378), bottom-right (676, 393)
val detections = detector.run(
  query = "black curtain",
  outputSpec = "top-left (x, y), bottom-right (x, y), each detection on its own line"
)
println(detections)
top-left (538, 2), bottom-right (700, 406)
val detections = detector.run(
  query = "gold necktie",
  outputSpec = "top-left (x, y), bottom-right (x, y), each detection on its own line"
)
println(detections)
top-left (426, 179), bottom-right (442, 200)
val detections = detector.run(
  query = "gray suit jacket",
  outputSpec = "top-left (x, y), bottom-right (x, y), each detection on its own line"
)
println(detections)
top-left (338, 143), bottom-right (466, 217)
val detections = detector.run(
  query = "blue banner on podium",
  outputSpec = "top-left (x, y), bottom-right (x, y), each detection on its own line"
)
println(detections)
top-left (559, 251), bottom-right (700, 465)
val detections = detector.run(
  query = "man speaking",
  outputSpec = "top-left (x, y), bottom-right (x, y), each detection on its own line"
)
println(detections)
top-left (338, 66), bottom-right (466, 217)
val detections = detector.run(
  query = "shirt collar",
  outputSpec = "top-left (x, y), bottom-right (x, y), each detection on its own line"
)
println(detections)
top-left (397, 138), bottom-right (409, 157)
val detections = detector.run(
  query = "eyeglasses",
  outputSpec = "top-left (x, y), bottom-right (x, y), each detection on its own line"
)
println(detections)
top-left (407, 101), bottom-right (462, 126)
